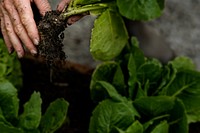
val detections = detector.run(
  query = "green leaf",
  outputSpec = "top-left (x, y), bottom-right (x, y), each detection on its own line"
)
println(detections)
top-left (19, 92), bottom-right (42, 130)
top-left (39, 98), bottom-right (69, 133)
top-left (90, 9), bottom-right (128, 61)
top-left (91, 81), bottom-right (124, 102)
top-left (143, 114), bottom-right (169, 131)
top-left (167, 99), bottom-right (188, 133)
top-left (89, 99), bottom-right (140, 133)
top-left (135, 81), bottom-right (147, 99)
top-left (112, 63), bottom-right (126, 94)
top-left (0, 64), bottom-right (6, 77)
top-left (133, 96), bottom-right (175, 117)
top-left (151, 121), bottom-right (169, 133)
top-left (137, 59), bottom-right (162, 84)
top-left (0, 80), bottom-right (19, 121)
top-left (168, 56), bottom-right (195, 71)
top-left (157, 65), bottom-right (177, 95)
top-left (90, 62), bottom-right (126, 97)
top-left (136, 59), bottom-right (163, 95)
top-left (127, 53), bottom-right (137, 99)
top-left (91, 62), bottom-right (117, 87)
top-left (0, 108), bottom-right (12, 126)
top-left (126, 120), bottom-right (143, 133)
top-left (130, 37), bottom-right (140, 48)
top-left (117, 0), bottom-right (165, 21)
top-left (139, 98), bottom-right (187, 133)
top-left (0, 123), bottom-right (23, 133)
top-left (127, 38), bottom-right (145, 99)
top-left (0, 38), bottom-right (22, 89)
top-left (116, 120), bottom-right (143, 133)
top-left (129, 37), bottom-right (145, 69)
top-left (165, 70), bottom-right (200, 123)
top-left (6, 56), bottom-right (22, 89)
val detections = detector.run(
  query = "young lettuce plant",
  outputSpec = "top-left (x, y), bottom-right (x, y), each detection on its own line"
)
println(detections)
top-left (89, 37), bottom-right (200, 133)
top-left (61, 0), bottom-right (200, 132)
top-left (38, 0), bottom-right (165, 63)
top-left (62, 0), bottom-right (164, 61)
top-left (0, 39), bottom-right (69, 133)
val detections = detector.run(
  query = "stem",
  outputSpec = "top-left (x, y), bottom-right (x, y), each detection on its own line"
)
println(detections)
top-left (59, 3), bottom-right (110, 20)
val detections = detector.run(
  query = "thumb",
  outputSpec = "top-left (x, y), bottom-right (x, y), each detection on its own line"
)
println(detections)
top-left (57, 0), bottom-right (71, 12)
top-left (34, 0), bottom-right (51, 16)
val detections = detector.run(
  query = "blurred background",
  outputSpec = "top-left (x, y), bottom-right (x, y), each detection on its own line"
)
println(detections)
top-left (49, 0), bottom-right (200, 70)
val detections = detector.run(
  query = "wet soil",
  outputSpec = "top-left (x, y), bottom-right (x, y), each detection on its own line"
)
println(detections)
top-left (36, 10), bottom-right (66, 66)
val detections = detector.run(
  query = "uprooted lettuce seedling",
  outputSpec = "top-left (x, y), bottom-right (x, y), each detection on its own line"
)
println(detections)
top-left (36, 2), bottom-right (109, 66)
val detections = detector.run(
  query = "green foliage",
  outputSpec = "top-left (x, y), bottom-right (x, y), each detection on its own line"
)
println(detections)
top-left (0, 88), bottom-right (69, 133)
top-left (117, 0), bottom-right (165, 20)
top-left (90, 9), bottom-right (128, 60)
top-left (0, 39), bottom-right (69, 133)
top-left (66, 0), bottom-right (165, 61)
top-left (0, 39), bottom-right (22, 89)
top-left (66, 1), bottom-right (198, 132)
top-left (89, 99), bottom-right (140, 133)
top-left (4, 0), bottom-right (199, 132)
top-left (0, 81), bottom-right (19, 121)
top-left (19, 92), bottom-right (42, 130)
top-left (89, 37), bottom-right (199, 132)
top-left (39, 99), bottom-right (69, 133)
top-left (151, 121), bottom-right (169, 133)
top-left (0, 123), bottom-right (23, 133)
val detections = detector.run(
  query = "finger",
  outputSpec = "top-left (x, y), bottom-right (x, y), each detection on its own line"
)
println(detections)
top-left (67, 15), bottom-right (83, 25)
top-left (34, 0), bottom-right (51, 16)
top-left (1, 4), bottom-right (24, 58)
top-left (13, 0), bottom-right (39, 45)
top-left (57, 0), bottom-right (71, 12)
top-left (1, 16), bottom-right (13, 53)
top-left (3, 0), bottom-right (37, 55)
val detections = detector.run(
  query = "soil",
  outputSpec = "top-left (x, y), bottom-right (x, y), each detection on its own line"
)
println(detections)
top-left (36, 10), bottom-right (66, 66)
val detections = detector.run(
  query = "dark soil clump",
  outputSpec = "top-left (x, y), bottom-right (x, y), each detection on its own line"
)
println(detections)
top-left (37, 10), bottom-right (66, 65)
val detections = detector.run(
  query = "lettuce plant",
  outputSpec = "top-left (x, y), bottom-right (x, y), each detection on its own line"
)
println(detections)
top-left (89, 38), bottom-right (200, 133)
top-left (61, 0), bottom-right (200, 132)
top-left (58, 0), bottom-right (165, 61)
top-left (0, 40), bottom-right (69, 133)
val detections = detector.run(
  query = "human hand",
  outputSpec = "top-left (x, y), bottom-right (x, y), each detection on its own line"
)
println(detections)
top-left (57, 0), bottom-right (84, 25)
top-left (0, 0), bottom-right (51, 58)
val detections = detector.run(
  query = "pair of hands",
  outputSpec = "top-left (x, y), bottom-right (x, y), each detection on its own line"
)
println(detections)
top-left (0, 0), bottom-right (78, 58)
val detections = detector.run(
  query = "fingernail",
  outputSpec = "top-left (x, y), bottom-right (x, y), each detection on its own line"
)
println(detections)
top-left (8, 47), bottom-right (14, 54)
top-left (31, 49), bottom-right (37, 55)
top-left (17, 52), bottom-right (23, 58)
top-left (33, 39), bottom-right (39, 45)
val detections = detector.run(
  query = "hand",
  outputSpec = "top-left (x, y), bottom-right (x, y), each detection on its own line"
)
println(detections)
top-left (57, 0), bottom-right (84, 25)
top-left (0, 0), bottom-right (51, 58)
